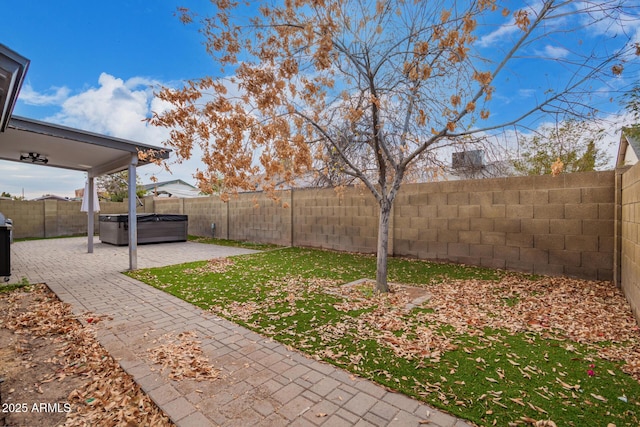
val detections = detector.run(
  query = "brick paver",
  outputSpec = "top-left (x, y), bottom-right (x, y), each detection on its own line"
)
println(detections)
top-left (7, 237), bottom-right (473, 426)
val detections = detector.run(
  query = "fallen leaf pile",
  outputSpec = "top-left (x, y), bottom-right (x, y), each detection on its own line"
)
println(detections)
top-left (184, 258), bottom-right (235, 275)
top-left (329, 283), bottom-right (455, 362)
top-left (3, 286), bottom-right (77, 336)
top-left (211, 275), bottom-right (339, 322)
top-left (422, 276), bottom-right (638, 342)
top-left (1, 284), bottom-right (173, 426)
top-left (418, 276), bottom-right (640, 379)
top-left (147, 331), bottom-right (219, 381)
top-left (208, 273), bottom-right (640, 384)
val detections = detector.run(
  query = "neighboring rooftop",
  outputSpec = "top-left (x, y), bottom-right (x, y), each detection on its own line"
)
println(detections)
top-left (30, 194), bottom-right (73, 202)
top-left (617, 126), bottom-right (640, 167)
top-left (142, 179), bottom-right (202, 198)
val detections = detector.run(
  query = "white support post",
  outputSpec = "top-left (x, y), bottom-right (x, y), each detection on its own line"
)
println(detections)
top-left (87, 177), bottom-right (95, 253)
top-left (128, 154), bottom-right (138, 271)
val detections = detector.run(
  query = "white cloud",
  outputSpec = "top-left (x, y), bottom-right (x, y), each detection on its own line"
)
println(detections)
top-left (47, 73), bottom-right (166, 144)
top-left (572, 2), bottom-right (640, 61)
top-left (19, 84), bottom-right (70, 106)
top-left (477, 17), bottom-right (519, 48)
top-left (575, 1), bottom-right (640, 37)
top-left (477, 1), bottom-right (547, 48)
top-left (542, 44), bottom-right (570, 59)
top-left (47, 73), bottom-right (213, 186)
top-left (2, 73), bottom-right (212, 198)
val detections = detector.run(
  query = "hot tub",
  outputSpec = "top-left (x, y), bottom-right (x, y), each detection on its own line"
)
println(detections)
top-left (99, 214), bottom-right (188, 246)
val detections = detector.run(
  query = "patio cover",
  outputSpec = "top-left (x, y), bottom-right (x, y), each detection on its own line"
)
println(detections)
top-left (0, 116), bottom-right (170, 270)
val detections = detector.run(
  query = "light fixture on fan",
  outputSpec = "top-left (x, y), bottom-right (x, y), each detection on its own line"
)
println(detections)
top-left (20, 152), bottom-right (48, 164)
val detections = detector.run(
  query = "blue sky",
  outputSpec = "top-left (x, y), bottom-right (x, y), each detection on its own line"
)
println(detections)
top-left (0, 1), bottom-right (638, 199)
top-left (0, 0), bottom-right (216, 198)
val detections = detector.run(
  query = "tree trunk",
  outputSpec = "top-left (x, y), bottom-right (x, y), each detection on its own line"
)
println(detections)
top-left (375, 199), bottom-right (392, 293)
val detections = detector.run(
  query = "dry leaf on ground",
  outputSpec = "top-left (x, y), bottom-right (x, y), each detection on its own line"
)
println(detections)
top-left (147, 331), bottom-right (219, 381)
top-left (0, 284), bottom-right (172, 426)
top-left (184, 258), bottom-right (235, 275)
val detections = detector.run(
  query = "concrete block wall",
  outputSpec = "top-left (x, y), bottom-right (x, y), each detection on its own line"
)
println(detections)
top-left (621, 163), bottom-right (640, 320)
top-left (154, 198), bottom-right (184, 215)
top-left (292, 187), bottom-right (380, 253)
top-left (394, 172), bottom-right (615, 280)
top-left (0, 200), bottom-right (128, 238)
top-left (2, 170), bottom-right (618, 283)
top-left (184, 197), bottom-right (227, 238)
top-left (154, 197), bottom-right (229, 238)
top-left (228, 192), bottom-right (292, 246)
top-left (43, 200), bottom-right (58, 237)
top-left (109, 171), bottom-right (617, 281)
top-left (140, 196), bottom-right (156, 213)
top-left (0, 200), bottom-right (45, 238)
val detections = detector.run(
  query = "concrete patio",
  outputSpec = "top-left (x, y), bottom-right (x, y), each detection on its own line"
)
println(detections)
top-left (7, 237), bottom-right (472, 426)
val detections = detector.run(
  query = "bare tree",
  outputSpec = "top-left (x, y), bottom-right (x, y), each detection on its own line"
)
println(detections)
top-left (150, 0), bottom-right (638, 292)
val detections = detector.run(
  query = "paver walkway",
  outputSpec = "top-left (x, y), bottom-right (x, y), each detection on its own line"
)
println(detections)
top-left (8, 237), bottom-right (472, 427)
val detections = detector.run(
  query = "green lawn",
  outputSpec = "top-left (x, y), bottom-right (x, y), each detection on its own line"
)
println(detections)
top-left (127, 246), bottom-right (640, 426)
top-left (187, 235), bottom-right (283, 251)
